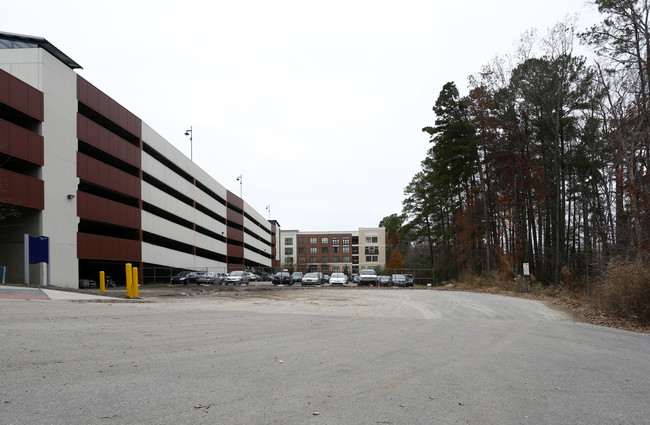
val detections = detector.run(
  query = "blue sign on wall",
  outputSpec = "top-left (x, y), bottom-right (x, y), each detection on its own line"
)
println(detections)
top-left (29, 236), bottom-right (49, 264)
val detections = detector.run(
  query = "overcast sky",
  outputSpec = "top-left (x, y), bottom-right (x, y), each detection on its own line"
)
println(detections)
top-left (4, 0), bottom-right (600, 231)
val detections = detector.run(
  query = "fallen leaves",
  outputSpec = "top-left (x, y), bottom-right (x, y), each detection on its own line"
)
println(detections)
top-left (194, 403), bottom-right (212, 413)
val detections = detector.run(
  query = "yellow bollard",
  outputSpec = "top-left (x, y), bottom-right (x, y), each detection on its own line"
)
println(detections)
top-left (126, 263), bottom-right (133, 299)
top-left (99, 271), bottom-right (106, 293)
top-left (132, 267), bottom-right (139, 298)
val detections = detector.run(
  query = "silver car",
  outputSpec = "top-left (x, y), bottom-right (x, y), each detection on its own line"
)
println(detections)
top-left (224, 271), bottom-right (250, 285)
top-left (301, 272), bottom-right (321, 285)
top-left (378, 275), bottom-right (392, 286)
top-left (390, 274), bottom-right (408, 287)
top-left (196, 271), bottom-right (222, 284)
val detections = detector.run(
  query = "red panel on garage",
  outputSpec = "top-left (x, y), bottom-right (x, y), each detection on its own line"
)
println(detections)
top-left (77, 152), bottom-right (140, 198)
top-left (77, 232), bottom-right (141, 261)
top-left (77, 191), bottom-right (141, 229)
top-left (226, 191), bottom-right (243, 210)
top-left (0, 169), bottom-right (44, 210)
top-left (76, 76), bottom-right (141, 139)
top-left (227, 244), bottom-right (244, 259)
top-left (227, 227), bottom-right (244, 242)
top-left (0, 69), bottom-right (44, 121)
top-left (77, 114), bottom-right (141, 168)
top-left (227, 207), bottom-right (244, 227)
top-left (0, 118), bottom-right (44, 165)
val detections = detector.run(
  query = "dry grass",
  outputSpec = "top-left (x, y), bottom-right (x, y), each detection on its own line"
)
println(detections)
top-left (595, 254), bottom-right (650, 323)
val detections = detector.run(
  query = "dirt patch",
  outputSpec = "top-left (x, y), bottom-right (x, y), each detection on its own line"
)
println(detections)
top-left (18, 282), bottom-right (650, 333)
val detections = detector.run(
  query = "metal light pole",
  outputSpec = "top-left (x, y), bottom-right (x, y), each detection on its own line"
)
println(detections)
top-left (236, 174), bottom-right (242, 199)
top-left (184, 126), bottom-right (193, 161)
top-left (266, 205), bottom-right (270, 220)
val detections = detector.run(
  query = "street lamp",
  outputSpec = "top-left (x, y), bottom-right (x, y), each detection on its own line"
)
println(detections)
top-left (184, 126), bottom-right (193, 161)
top-left (266, 205), bottom-right (270, 220)
top-left (236, 174), bottom-right (243, 199)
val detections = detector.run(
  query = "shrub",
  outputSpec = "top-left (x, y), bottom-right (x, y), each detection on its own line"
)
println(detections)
top-left (499, 256), bottom-right (514, 281)
top-left (597, 254), bottom-right (650, 323)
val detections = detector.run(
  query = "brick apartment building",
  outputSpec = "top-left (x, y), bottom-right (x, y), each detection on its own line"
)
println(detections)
top-left (279, 228), bottom-right (385, 275)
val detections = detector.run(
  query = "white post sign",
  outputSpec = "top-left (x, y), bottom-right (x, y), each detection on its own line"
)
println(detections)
top-left (523, 263), bottom-right (530, 276)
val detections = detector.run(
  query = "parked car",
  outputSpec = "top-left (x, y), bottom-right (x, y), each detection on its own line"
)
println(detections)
top-left (245, 271), bottom-right (257, 282)
top-left (329, 273), bottom-right (348, 286)
top-left (79, 279), bottom-right (97, 289)
top-left (358, 269), bottom-right (379, 286)
top-left (272, 272), bottom-right (292, 285)
top-left (196, 271), bottom-right (222, 284)
top-left (378, 275), bottom-right (392, 286)
top-left (302, 272), bottom-right (322, 285)
top-left (291, 272), bottom-right (303, 284)
top-left (224, 271), bottom-right (250, 285)
top-left (390, 274), bottom-right (408, 287)
top-left (403, 274), bottom-right (414, 286)
top-left (171, 271), bottom-right (197, 285)
top-left (322, 274), bottom-right (330, 284)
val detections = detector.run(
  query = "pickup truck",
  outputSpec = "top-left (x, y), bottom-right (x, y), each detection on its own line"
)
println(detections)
top-left (358, 269), bottom-right (379, 286)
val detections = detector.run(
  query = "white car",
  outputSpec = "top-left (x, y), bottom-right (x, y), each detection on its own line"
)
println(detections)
top-left (329, 273), bottom-right (347, 286)
top-left (301, 272), bottom-right (322, 285)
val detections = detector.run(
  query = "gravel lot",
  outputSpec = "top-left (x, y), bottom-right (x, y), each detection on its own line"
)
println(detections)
top-left (2, 286), bottom-right (649, 424)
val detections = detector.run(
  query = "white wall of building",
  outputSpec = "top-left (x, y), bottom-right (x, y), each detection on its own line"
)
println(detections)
top-left (141, 243), bottom-right (226, 272)
top-left (358, 227), bottom-right (386, 270)
top-left (278, 230), bottom-right (298, 267)
top-left (39, 49), bottom-right (80, 287)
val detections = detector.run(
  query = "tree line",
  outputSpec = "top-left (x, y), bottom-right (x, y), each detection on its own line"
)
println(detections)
top-left (384, 0), bottom-right (649, 286)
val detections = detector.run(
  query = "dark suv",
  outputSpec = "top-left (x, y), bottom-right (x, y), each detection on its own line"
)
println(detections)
top-left (291, 272), bottom-right (303, 284)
